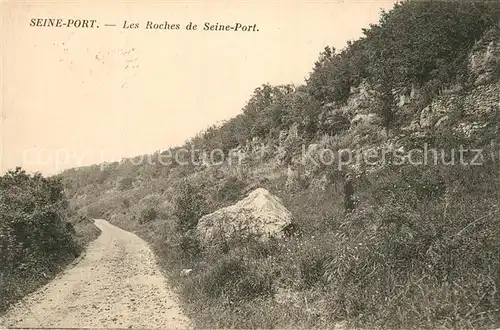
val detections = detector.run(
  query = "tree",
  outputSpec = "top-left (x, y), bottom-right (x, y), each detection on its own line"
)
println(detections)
top-left (365, 22), bottom-right (397, 135)
top-left (306, 46), bottom-right (356, 105)
top-left (242, 84), bottom-right (295, 139)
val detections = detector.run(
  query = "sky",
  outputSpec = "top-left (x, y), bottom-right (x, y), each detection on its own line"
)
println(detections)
top-left (1, 0), bottom-right (399, 175)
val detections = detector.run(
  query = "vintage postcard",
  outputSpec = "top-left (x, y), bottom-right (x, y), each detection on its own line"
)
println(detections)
top-left (1, 0), bottom-right (500, 329)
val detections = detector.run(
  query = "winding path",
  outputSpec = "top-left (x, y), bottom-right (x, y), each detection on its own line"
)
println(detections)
top-left (0, 219), bottom-right (190, 329)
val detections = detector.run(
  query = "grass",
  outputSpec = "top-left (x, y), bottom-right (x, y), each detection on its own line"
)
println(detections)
top-left (67, 140), bottom-right (500, 328)
top-left (94, 143), bottom-right (496, 328)
top-left (70, 213), bottom-right (102, 249)
top-left (63, 102), bottom-right (500, 329)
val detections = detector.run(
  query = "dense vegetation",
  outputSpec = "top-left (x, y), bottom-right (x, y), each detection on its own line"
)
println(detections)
top-left (0, 168), bottom-right (100, 313)
top-left (59, 0), bottom-right (500, 328)
top-left (183, 0), bottom-right (500, 147)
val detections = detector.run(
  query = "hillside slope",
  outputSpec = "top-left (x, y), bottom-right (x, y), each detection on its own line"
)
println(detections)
top-left (59, 1), bottom-right (500, 328)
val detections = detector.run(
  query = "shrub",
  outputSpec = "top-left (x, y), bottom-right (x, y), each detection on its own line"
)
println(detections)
top-left (179, 231), bottom-right (202, 259)
top-left (65, 222), bottom-right (77, 234)
top-left (85, 204), bottom-right (106, 219)
top-left (216, 176), bottom-right (246, 203)
top-left (0, 167), bottom-right (80, 313)
top-left (122, 198), bottom-right (131, 208)
top-left (173, 181), bottom-right (208, 233)
top-left (117, 177), bottom-right (134, 191)
top-left (318, 108), bottom-right (351, 136)
top-left (139, 206), bottom-right (158, 224)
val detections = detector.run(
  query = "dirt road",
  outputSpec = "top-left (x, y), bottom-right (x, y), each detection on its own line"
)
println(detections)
top-left (0, 219), bottom-right (190, 329)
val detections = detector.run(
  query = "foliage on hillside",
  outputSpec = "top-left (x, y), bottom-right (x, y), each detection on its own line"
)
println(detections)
top-left (179, 0), bottom-right (500, 146)
top-left (0, 167), bottom-right (100, 314)
top-left (59, 0), bottom-right (500, 328)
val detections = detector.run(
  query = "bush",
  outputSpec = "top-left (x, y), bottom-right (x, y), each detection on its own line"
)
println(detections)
top-left (122, 198), bottom-right (131, 208)
top-left (173, 181), bottom-right (208, 233)
top-left (0, 167), bottom-right (81, 313)
top-left (117, 177), bottom-right (134, 191)
top-left (318, 108), bottom-right (351, 136)
top-left (216, 176), bottom-right (246, 203)
top-left (179, 231), bottom-right (202, 259)
top-left (139, 206), bottom-right (158, 224)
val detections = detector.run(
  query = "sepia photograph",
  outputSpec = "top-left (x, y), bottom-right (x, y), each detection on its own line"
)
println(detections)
top-left (1, 0), bottom-right (500, 328)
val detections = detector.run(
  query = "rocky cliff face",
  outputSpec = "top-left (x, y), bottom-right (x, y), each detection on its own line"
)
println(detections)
top-left (470, 28), bottom-right (500, 86)
top-left (419, 81), bottom-right (500, 129)
top-left (271, 28), bottom-right (500, 186)
top-left (326, 27), bottom-right (500, 132)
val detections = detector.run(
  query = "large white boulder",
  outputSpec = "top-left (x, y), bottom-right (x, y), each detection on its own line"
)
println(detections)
top-left (196, 188), bottom-right (293, 245)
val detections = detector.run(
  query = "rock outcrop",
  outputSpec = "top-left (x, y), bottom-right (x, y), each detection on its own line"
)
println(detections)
top-left (196, 188), bottom-right (293, 245)
top-left (350, 113), bottom-right (380, 128)
top-left (469, 28), bottom-right (500, 86)
top-left (420, 81), bottom-right (500, 128)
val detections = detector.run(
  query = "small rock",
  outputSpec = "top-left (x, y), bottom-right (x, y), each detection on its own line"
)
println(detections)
top-left (180, 269), bottom-right (193, 277)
